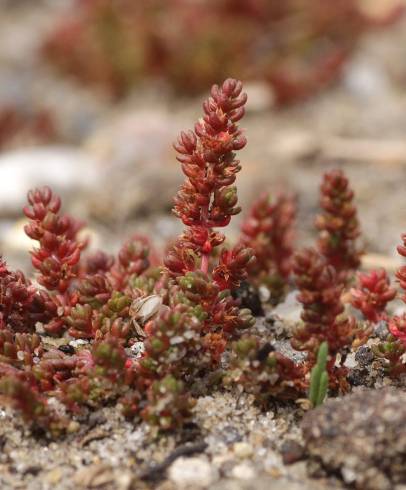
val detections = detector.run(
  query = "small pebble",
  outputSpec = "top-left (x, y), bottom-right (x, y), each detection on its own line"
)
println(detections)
top-left (168, 457), bottom-right (218, 488)
top-left (280, 440), bottom-right (305, 465)
top-left (233, 442), bottom-right (253, 459)
top-left (44, 468), bottom-right (63, 485)
top-left (231, 463), bottom-right (256, 480)
top-left (67, 421), bottom-right (80, 433)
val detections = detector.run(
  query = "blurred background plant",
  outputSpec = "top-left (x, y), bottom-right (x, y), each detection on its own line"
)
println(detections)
top-left (42, 0), bottom-right (404, 103)
top-left (0, 107), bottom-right (58, 151)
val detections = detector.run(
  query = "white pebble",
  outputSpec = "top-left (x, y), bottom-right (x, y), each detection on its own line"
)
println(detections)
top-left (168, 457), bottom-right (218, 488)
top-left (231, 463), bottom-right (256, 480)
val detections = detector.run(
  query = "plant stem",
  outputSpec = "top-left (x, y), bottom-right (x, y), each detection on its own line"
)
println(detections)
top-left (200, 205), bottom-right (210, 274)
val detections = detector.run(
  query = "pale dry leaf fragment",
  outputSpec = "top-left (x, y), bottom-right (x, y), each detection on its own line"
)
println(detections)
top-left (79, 428), bottom-right (110, 447)
top-left (74, 463), bottom-right (114, 488)
top-left (129, 295), bottom-right (170, 338)
top-left (295, 398), bottom-right (312, 411)
top-left (130, 295), bottom-right (163, 323)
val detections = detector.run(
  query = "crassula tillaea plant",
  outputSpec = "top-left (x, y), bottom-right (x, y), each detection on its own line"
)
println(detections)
top-left (350, 269), bottom-right (396, 323)
top-left (291, 247), bottom-right (363, 392)
top-left (239, 191), bottom-right (296, 304)
top-left (138, 80), bottom-right (260, 418)
top-left (316, 169), bottom-right (362, 282)
top-left (373, 234), bottom-right (406, 376)
top-left (163, 78), bottom-right (256, 349)
top-left (2, 77), bottom-right (406, 436)
top-left (0, 78), bottom-right (262, 435)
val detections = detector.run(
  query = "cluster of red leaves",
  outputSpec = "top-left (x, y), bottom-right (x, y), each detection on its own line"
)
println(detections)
top-left (350, 269), bottom-right (396, 323)
top-left (3, 77), bottom-right (406, 435)
top-left (23, 187), bottom-right (84, 293)
top-left (22, 187), bottom-right (87, 336)
top-left (239, 192), bottom-right (296, 302)
top-left (0, 259), bottom-right (42, 333)
top-left (165, 78), bottom-right (251, 279)
top-left (42, 0), bottom-right (404, 103)
top-left (382, 235), bottom-right (406, 371)
top-left (0, 183), bottom-right (173, 432)
top-left (0, 79), bottom-right (261, 434)
top-left (162, 79), bottom-right (257, 371)
top-left (291, 248), bottom-right (364, 391)
top-left (312, 169), bottom-right (406, 379)
top-left (316, 169), bottom-right (362, 281)
top-left (156, 80), bottom-right (258, 384)
top-left (364, 235), bottom-right (406, 377)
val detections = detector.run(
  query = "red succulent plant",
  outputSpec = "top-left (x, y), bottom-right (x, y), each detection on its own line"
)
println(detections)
top-left (316, 169), bottom-right (362, 282)
top-left (0, 77), bottom-right (397, 434)
top-left (239, 191), bottom-right (296, 302)
top-left (165, 78), bottom-right (252, 279)
top-left (292, 248), bottom-right (361, 390)
top-left (386, 234), bottom-right (406, 351)
top-left (350, 269), bottom-right (396, 323)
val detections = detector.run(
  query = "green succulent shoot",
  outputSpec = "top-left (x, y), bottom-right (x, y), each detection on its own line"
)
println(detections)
top-left (309, 341), bottom-right (329, 407)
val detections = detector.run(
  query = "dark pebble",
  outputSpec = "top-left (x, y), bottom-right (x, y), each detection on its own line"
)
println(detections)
top-left (354, 346), bottom-right (374, 368)
top-left (231, 281), bottom-right (264, 316)
top-left (281, 440), bottom-right (305, 465)
top-left (58, 344), bottom-right (75, 355)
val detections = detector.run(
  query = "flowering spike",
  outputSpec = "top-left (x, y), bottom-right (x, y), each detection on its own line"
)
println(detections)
top-left (316, 169), bottom-right (362, 281)
top-left (240, 191), bottom-right (296, 302)
top-left (166, 78), bottom-right (250, 277)
top-left (292, 248), bottom-right (361, 390)
top-left (111, 235), bottom-right (151, 290)
top-left (24, 186), bottom-right (84, 293)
